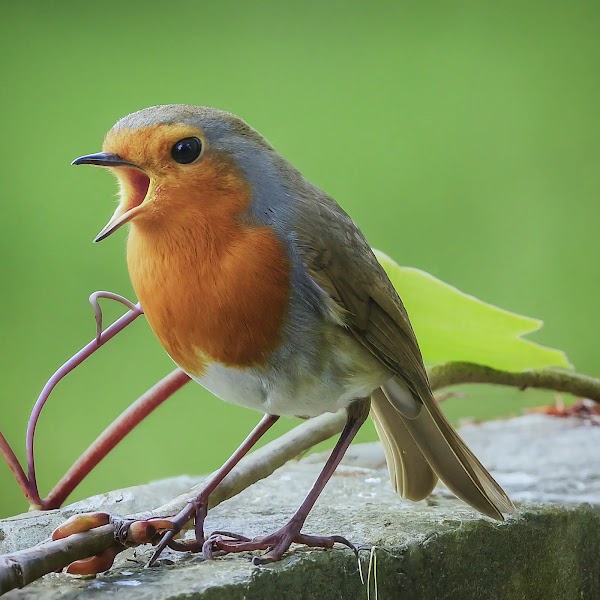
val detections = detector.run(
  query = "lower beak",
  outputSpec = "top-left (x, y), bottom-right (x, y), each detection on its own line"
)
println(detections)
top-left (93, 204), bottom-right (145, 242)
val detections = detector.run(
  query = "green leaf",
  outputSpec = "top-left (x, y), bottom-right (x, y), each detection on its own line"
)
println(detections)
top-left (374, 250), bottom-right (571, 372)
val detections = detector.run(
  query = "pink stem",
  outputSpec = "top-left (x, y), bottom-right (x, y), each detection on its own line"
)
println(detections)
top-left (89, 291), bottom-right (141, 344)
top-left (43, 369), bottom-right (191, 509)
top-left (26, 304), bottom-right (144, 498)
top-left (0, 432), bottom-right (41, 507)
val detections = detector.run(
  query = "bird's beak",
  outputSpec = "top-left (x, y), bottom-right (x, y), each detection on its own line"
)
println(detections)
top-left (93, 199), bottom-right (146, 243)
top-left (72, 152), bottom-right (138, 169)
top-left (72, 152), bottom-right (151, 242)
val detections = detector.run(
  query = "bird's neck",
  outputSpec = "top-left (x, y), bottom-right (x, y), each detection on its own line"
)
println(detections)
top-left (126, 208), bottom-right (291, 376)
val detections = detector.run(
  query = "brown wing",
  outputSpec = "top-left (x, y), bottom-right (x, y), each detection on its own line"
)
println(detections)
top-left (295, 191), bottom-right (432, 411)
top-left (294, 189), bottom-right (514, 518)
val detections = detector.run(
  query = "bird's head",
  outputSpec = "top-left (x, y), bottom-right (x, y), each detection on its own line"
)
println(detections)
top-left (74, 105), bottom-right (282, 242)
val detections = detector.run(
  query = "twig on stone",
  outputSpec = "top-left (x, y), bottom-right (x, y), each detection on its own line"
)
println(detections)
top-left (0, 525), bottom-right (115, 594)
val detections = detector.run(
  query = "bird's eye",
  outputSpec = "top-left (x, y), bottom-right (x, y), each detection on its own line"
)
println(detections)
top-left (171, 137), bottom-right (202, 164)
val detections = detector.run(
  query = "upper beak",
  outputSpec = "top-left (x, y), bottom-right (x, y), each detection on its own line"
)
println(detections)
top-left (72, 152), bottom-right (138, 168)
top-left (72, 152), bottom-right (150, 242)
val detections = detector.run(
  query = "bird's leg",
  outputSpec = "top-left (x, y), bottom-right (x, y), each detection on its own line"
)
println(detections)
top-left (110, 413), bottom-right (280, 566)
top-left (52, 413), bottom-right (279, 575)
top-left (203, 398), bottom-right (370, 565)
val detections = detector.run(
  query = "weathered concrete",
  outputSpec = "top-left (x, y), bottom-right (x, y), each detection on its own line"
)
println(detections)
top-left (2, 414), bottom-right (600, 599)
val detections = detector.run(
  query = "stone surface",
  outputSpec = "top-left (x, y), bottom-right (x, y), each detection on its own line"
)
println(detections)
top-left (2, 414), bottom-right (600, 599)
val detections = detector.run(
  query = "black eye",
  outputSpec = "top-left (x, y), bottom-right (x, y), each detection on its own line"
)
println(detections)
top-left (171, 137), bottom-right (202, 164)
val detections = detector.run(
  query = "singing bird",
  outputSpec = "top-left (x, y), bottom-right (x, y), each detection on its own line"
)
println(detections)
top-left (72, 104), bottom-right (513, 565)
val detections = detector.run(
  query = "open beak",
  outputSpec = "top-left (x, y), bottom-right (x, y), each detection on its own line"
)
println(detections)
top-left (72, 152), bottom-right (151, 242)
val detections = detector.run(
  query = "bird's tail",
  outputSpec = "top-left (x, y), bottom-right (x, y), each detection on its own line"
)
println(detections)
top-left (371, 378), bottom-right (514, 520)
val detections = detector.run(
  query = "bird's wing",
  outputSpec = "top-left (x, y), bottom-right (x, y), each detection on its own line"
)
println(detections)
top-left (294, 189), bottom-right (514, 519)
top-left (295, 192), bottom-right (431, 413)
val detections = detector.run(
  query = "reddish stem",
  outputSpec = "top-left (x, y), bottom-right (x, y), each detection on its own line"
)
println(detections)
top-left (0, 433), bottom-right (41, 507)
top-left (26, 304), bottom-right (144, 498)
top-left (43, 369), bottom-right (191, 509)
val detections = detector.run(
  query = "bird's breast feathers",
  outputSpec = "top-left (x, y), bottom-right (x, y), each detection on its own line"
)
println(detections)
top-left (127, 219), bottom-right (292, 376)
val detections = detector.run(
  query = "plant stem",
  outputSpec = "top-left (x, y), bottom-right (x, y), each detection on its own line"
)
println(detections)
top-left (25, 304), bottom-right (143, 501)
top-left (43, 369), bottom-right (191, 510)
top-left (0, 434), bottom-right (40, 507)
top-left (428, 362), bottom-right (600, 402)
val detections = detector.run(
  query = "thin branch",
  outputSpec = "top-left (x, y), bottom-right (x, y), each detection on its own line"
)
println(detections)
top-left (0, 524), bottom-right (115, 594)
top-left (138, 364), bottom-right (600, 527)
top-left (427, 362), bottom-right (600, 402)
top-left (43, 369), bottom-right (191, 509)
top-left (0, 411), bottom-right (346, 595)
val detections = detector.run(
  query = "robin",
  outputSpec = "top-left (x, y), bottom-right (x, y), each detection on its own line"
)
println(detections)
top-left (69, 104), bottom-right (513, 568)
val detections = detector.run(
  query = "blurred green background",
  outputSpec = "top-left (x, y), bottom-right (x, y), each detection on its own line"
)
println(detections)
top-left (1, 1), bottom-right (598, 519)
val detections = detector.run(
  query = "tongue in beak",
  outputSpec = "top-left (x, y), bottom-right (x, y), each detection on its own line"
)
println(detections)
top-left (72, 152), bottom-right (151, 242)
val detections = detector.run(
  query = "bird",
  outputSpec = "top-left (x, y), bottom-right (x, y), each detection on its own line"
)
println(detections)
top-left (70, 104), bottom-right (513, 567)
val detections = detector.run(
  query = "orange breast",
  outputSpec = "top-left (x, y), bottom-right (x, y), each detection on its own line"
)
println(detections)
top-left (125, 156), bottom-right (291, 376)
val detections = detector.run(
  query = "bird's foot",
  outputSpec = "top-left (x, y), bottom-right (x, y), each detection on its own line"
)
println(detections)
top-left (143, 498), bottom-right (209, 565)
top-left (202, 522), bottom-right (357, 565)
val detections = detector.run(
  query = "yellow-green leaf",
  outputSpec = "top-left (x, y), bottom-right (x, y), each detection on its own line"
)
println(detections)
top-left (374, 250), bottom-right (571, 372)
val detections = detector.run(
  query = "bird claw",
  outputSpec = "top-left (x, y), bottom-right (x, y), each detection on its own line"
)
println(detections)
top-left (202, 526), bottom-right (358, 564)
top-left (145, 499), bottom-right (209, 566)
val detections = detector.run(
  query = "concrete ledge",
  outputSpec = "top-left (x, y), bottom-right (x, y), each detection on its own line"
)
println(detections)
top-left (2, 415), bottom-right (599, 599)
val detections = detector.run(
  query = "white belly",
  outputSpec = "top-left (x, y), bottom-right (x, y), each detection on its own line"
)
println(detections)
top-left (187, 334), bottom-right (390, 418)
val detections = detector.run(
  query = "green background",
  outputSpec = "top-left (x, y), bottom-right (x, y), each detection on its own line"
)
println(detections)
top-left (1, 1), bottom-right (598, 519)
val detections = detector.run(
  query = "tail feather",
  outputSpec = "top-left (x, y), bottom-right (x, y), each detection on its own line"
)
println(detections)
top-left (374, 378), bottom-right (514, 520)
top-left (370, 388), bottom-right (438, 501)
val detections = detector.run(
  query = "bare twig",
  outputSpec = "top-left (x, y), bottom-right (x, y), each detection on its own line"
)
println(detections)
top-left (0, 524), bottom-right (115, 594)
top-left (428, 362), bottom-right (600, 403)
